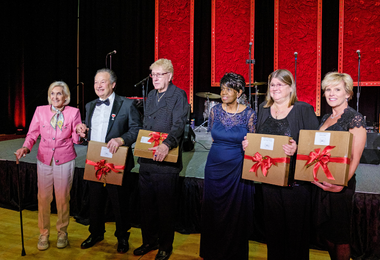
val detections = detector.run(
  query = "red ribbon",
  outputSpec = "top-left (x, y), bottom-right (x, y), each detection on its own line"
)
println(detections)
top-left (244, 152), bottom-right (290, 177)
top-left (296, 145), bottom-right (350, 182)
top-left (148, 132), bottom-right (168, 155)
top-left (86, 159), bottom-right (125, 180)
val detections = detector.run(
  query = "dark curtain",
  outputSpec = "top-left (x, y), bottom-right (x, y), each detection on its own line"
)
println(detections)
top-left (3, 0), bottom-right (380, 132)
top-left (78, 0), bottom-right (155, 105)
top-left (1, 1), bottom-right (78, 133)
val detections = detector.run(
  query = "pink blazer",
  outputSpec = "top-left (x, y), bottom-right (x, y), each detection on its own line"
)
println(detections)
top-left (23, 105), bottom-right (82, 165)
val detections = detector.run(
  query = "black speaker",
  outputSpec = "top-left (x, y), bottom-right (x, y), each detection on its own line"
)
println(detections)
top-left (360, 133), bottom-right (380, 164)
top-left (182, 104), bottom-right (196, 152)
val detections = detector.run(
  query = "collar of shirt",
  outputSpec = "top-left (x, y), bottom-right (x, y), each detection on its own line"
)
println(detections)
top-left (91, 92), bottom-right (116, 142)
top-left (99, 92), bottom-right (115, 107)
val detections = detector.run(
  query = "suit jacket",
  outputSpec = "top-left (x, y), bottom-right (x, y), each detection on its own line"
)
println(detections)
top-left (23, 105), bottom-right (82, 165)
top-left (139, 83), bottom-right (188, 170)
top-left (85, 93), bottom-right (142, 172)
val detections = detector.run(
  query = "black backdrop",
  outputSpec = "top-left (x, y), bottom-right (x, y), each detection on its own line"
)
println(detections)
top-left (2, 0), bottom-right (380, 133)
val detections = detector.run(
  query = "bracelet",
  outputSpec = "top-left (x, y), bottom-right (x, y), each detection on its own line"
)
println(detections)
top-left (119, 137), bottom-right (125, 145)
top-left (22, 147), bottom-right (30, 153)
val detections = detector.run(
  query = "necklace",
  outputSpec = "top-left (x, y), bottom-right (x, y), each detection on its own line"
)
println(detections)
top-left (224, 103), bottom-right (239, 117)
top-left (330, 111), bottom-right (344, 119)
top-left (273, 104), bottom-right (287, 119)
top-left (157, 91), bottom-right (166, 102)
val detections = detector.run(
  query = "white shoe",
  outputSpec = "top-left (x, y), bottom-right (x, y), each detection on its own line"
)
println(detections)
top-left (57, 232), bottom-right (68, 249)
top-left (37, 234), bottom-right (49, 251)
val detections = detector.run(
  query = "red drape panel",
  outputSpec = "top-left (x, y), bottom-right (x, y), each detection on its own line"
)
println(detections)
top-left (155, 0), bottom-right (194, 107)
top-left (274, 0), bottom-right (322, 115)
top-left (14, 54), bottom-right (26, 129)
top-left (211, 0), bottom-right (255, 87)
top-left (339, 0), bottom-right (380, 86)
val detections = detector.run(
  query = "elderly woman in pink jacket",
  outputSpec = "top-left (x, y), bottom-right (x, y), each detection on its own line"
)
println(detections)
top-left (15, 81), bottom-right (83, 251)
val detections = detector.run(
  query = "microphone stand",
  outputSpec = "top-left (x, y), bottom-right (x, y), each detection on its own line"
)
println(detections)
top-left (356, 52), bottom-right (361, 112)
top-left (105, 53), bottom-right (115, 69)
top-left (134, 76), bottom-right (150, 113)
top-left (294, 52), bottom-right (298, 88)
top-left (246, 43), bottom-right (255, 111)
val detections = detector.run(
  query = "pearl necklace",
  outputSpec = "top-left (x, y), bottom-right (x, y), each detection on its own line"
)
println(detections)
top-left (225, 103), bottom-right (239, 117)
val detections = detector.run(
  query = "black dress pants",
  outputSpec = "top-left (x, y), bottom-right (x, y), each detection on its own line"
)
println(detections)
top-left (262, 183), bottom-right (311, 260)
top-left (88, 172), bottom-right (133, 240)
top-left (138, 163), bottom-right (179, 252)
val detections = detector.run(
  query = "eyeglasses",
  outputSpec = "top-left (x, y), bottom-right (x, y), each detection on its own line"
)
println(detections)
top-left (150, 72), bottom-right (169, 78)
top-left (269, 83), bottom-right (287, 88)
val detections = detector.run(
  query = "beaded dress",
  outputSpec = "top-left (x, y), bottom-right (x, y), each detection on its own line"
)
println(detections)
top-left (200, 103), bottom-right (256, 260)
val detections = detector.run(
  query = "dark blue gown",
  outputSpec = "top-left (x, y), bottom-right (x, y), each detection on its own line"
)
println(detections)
top-left (200, 104), bottom-right (256, 260)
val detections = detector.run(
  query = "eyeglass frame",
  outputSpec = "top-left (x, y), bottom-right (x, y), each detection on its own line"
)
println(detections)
top-left (150, 72), bottom-right (170, 78)
top-left (269, 83), bottom-right (288, 88)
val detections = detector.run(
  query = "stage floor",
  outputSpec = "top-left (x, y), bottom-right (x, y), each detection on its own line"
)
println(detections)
top-left (1, 132), bottom-right (379, 193)
top-left (0, 132), bottom-right (213, 179)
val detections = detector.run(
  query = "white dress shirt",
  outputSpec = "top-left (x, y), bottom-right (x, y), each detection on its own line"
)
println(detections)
top-left (90, 92), bottom-right (115, 142)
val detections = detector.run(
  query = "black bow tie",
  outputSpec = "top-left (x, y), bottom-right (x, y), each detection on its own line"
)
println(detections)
top-left (96, 98), bottom-right (110, 106)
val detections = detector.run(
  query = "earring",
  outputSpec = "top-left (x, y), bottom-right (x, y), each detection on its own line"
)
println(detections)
top-left (346, 98), bottom-right (348, 102)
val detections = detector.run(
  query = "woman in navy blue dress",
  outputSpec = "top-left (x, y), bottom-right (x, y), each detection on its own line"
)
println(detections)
top-left (200, 72), bottom-right (256, 260)
top-left (312, 72), bottom-right (366, 260)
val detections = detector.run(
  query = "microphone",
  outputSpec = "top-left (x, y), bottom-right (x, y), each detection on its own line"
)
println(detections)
top-left (107, 50), bottom-right (117, 56)
top-left (134, 76), bottom-right (149, 87)
top-left (356, 50), bottom-right (361, 59)
top-left (294, 52), bottom-right (298, 60)
top-left (249, 42), bottom-right (252, 53)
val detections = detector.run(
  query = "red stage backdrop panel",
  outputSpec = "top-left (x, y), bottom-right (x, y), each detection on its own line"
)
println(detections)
top-left (155, 0), bottom-right (194, 108)
top-left (274, 0), bottom-right (322, 115)
top-left (339, 0), bottom-right (380, 86)
top-left (211, 0), bottom-right (255, 87)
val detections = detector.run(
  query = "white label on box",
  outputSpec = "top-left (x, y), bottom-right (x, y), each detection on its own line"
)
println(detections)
top-left (100, 147), bottom-right (113, 158)
top-left (314, 132), bottom-right (331, 145)
top-left (260, 137), bottom-right (275, 150)
top-left (140, 136), bottom-right (152, 144)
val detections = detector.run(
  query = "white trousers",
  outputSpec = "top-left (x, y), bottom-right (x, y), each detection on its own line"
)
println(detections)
top-left (37, 158), bottom-right (75, 236)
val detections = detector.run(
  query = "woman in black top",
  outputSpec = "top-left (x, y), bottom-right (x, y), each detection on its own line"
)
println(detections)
top-left (312, 72), bottom-right (366, 260)
top-left (244, 69), bottom-right (319, 259)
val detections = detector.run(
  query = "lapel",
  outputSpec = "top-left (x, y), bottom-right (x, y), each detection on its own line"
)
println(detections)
top-left (88, 101), bottom-right (97, 129)
top-left (106, 94), bottom-right (123, 135)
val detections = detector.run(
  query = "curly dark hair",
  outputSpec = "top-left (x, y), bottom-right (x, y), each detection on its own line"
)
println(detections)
top-left (220, 72), bottom-right (245, 92)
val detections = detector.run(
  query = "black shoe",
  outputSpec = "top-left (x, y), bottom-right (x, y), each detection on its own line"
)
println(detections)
top-left (80, 234), bottom-right (104, 249)
top-left (155, 250), bottom-right (172, 260)
top-left (117, 238), bottom-right (129, 254)
top-left (133, 243), bottom-right (159, 256)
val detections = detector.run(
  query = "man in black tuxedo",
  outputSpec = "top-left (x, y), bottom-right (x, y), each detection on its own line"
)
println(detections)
top-left (77, 68), bottom-right (142, 253)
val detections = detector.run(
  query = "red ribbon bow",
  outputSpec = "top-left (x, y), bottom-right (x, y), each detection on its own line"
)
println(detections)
top-left (244, 152), bottom-right (290, 177)
top-left (86, 159), bottom-right (125, 181)
top-left (148, 132), bottom-right (168, 155)
top-left (296, 146), bottom-right (350, 182)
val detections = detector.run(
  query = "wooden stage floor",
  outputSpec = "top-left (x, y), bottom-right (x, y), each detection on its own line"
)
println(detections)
top-left (0, 207), bottom-right (331, 260)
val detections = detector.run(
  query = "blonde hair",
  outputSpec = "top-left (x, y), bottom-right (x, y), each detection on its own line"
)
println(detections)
top-left (321, 72), bottom-right (354, 101)
top-left (150, 58), bottom-right (174, 80)
top-left (264, 69), bottom-right (298, 108)
top-left (47, 81), bottom-right (70, 106)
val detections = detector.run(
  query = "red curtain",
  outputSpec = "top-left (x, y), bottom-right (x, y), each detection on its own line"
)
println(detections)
top-left (275, 0), bottom-right (322, 114)
top-left (339, 0), bottom-right (380, 86)
top-left (155, 0), bottom-right (194, 106)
